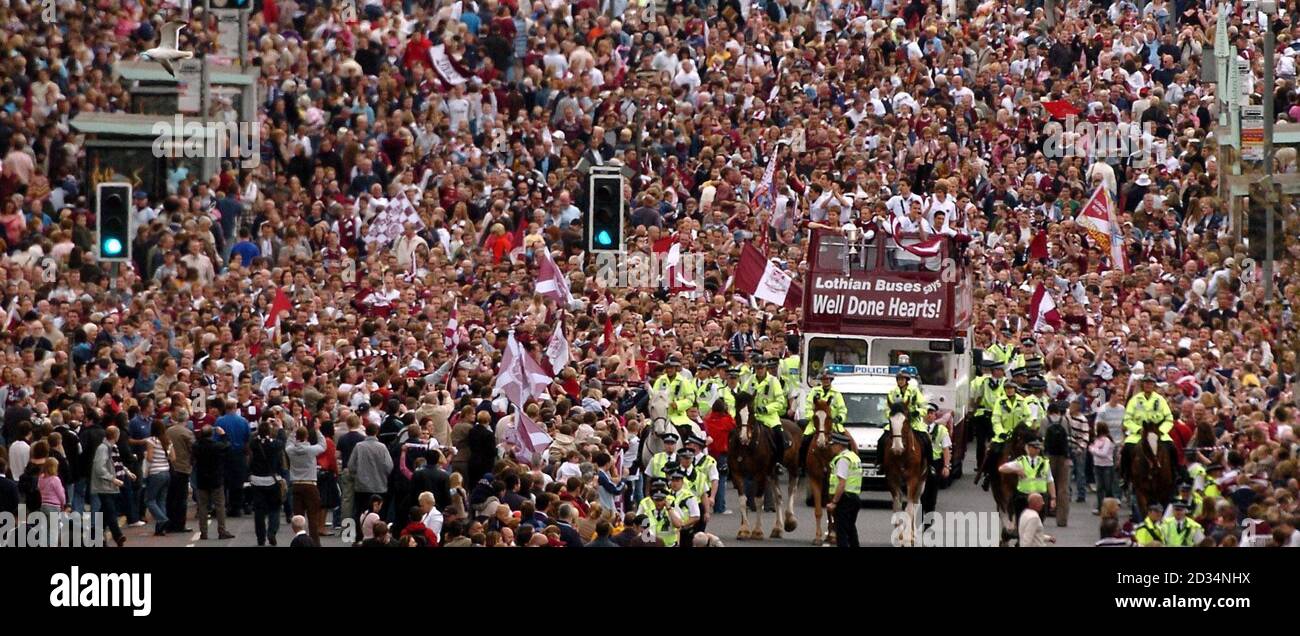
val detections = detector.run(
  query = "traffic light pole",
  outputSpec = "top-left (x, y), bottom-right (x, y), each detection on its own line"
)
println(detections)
top-left (1263, 3), bottom-right (1276, 301)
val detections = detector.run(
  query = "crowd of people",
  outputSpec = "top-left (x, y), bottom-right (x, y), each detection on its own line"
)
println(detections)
top-left (0, 0), bottom-right (1298, 548)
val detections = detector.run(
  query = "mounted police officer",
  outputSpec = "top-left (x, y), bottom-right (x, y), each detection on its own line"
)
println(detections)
top-left (885, 368), bottom-right (931, 464)
top-left (717, 367), bottom-right (741, 416)
top-left (825, 432), bottom-right (862, 548)
top-left (979, 378), bottom-right (1033, 490)
top-left (741, 356), bottom-right (789, 462)
top-left (695, 354), bottom-right (727, 415)
top-left (653, 355), bottom-right (698, 433)
top-left (800, 368), bottom-right (848, 470)
top-left (1121, 374), bottom-right (1177, 487)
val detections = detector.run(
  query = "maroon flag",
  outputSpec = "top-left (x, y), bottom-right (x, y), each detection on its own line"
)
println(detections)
top-left (734, 242), bottom-right (802, 309)
top-left (534, 247), bottom-right (574, 305)
top-left (1029, 229), bottom-right (1049, 261)
top-left (1028, 283), bottom-right (1063, 333)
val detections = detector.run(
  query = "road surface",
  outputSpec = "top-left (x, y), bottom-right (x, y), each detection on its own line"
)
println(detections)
top-left (111, 440), bottom-right (1114, 547)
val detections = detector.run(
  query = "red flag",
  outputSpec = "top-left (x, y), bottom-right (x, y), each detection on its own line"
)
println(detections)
top-left (1029, 229), bottom-right (1049, 260)
top-left (600, 314), bottom-right (615, 352)
top-left (1041, 100), bottom-right (1081, 120)
top-left (1028, 283), bottom-right (1063, 333)
top-left (264, 287), bottom-right (293, 331)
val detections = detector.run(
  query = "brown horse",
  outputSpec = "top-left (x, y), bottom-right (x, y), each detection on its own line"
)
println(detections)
top-left (805, 399), bottom-right (837, 545)
top-left (882, 404), bottom-right (929, 546)
top-left (1131, 419), bottom-right (1174, 514)
top-left (728, 391), bottom-right (779, 540)
top-left (990, 425), bottom-right (1032, 545)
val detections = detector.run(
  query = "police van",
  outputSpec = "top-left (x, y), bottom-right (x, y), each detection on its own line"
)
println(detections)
top-left (822, 365), bottom-right (964, 490)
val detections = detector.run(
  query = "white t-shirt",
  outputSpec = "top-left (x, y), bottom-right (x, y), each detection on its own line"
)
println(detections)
top-left (834, 453), bottom-right (852, 481)
top-left (556, 461), bottom-right (583, 481)
top-left (445, 97), bottom-right (470, 132)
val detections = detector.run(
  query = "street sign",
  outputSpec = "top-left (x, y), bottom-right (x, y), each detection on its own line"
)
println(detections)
top-left (1239, 58), bottom-right (1252, 103)
top-left (1227, 54), bottom-right (1240, 106)
top-left (176, 59), bottom-right (202, 113)
top-left (1242, 105), bottom-right (1265, 161)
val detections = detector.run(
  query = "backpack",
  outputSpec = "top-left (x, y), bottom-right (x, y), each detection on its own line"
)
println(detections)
top-left (1044, 419), bottom-right (1069, 456)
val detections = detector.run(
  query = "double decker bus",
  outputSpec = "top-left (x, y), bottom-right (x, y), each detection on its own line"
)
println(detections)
top-left (800, 227), bottom-right (973, 483)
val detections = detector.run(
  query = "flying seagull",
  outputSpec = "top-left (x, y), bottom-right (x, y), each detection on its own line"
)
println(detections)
top-left (140, 21), bottom-right (193, 78)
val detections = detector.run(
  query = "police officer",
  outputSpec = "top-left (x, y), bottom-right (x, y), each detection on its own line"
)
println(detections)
top-left (1133, 504), bottom-right (1166, 547)
top-left (648, 432), bottom-right (680, 480)
top-left (667, 466), bottom-right (700, 548)
top-left (800, 369), bottom-right (848, 469)
top-left (1168, 481), bottom-right (1202, 519)
top-left (653, 355), bottom-right (697, 430)
top-left (1121, 374), bottom-right (1176, 486)
top-left (980, 379), bottom-right (1033, 490)
top-left (985, 327), bottom-right (1016, 365)
top-left (972, 359), bottom-right (1006, 465)
top-left (886, 369), bottom-right (930, 463)
top-left (730, 348), bottom-right (754, 387)
top-left (1160, 501), bottom-right (1204, 547)
top-left (998, 438), bottom-right (1053, 520)
top-left (695, 360), bottom-right (724, 415)
top-left (921, 403), bottom-right (952, 517)
top-left (1024, 377), bottom-right (1050, 429)
top-left (636, 481), bottom-right (681, 547)
top-left (825, 432), bottom-right (861, 548)
top-left (686, 435), bottom-right (718, 526)
top-left (674, 447), bottom-right (699, 491)
top-left (780, 342), bottom-right (802, 398)
top-left (741, 357), bottom-right (788, 460)
top-left (1010, 336), bottom-right (1035, 370)
top-left (717, 367), bottom-right (741, 416)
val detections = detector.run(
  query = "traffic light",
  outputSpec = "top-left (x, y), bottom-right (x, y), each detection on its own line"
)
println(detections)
top-left (96, 183), bottom-right (132, 262)
top-left (587, 170), bottom-right (624, 253)
top-left (1245, 181), bottom-right (1284, 263)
